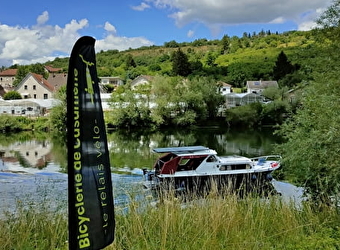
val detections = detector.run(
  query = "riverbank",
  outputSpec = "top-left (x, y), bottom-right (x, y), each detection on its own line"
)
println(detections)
top-left (0, 188), bottom-right (339, 250)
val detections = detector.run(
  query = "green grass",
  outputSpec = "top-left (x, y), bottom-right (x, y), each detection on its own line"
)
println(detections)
top-left (1, 190), bottom-right (339, 250)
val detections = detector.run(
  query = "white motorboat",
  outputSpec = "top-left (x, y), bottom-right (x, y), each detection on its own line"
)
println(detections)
top-left (143, 146), bottom-right (281, 193)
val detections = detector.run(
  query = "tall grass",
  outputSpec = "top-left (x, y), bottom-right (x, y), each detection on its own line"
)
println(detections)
top-left (0, 190), bottom-right (339, 250)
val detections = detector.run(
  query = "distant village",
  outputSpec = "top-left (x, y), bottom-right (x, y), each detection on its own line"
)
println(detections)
top-left (0, 66), bottom-right (278, 117)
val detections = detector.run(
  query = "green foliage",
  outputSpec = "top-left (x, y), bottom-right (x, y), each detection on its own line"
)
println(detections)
top-left (0, 115), bottom-right (24, 132)
top-left (108, 76), bottom-right (224, 128)
top-left (226, 102), bottom-right (263, 128)
top-left (272, 51), bottom-right (297, 81)
top-left (171, 48), bottom-right (192, 76)
top-left (108, 85), bottom-right (152, 128)
top-left (226, 100), bottom-right (290, 128)
top-left (0, 115), bottom-right (44, 132)
top-left (2, 192), bottom-right (340, 250)
top-left (49, 85), bottom-right (66, 135)
top-left (277, 2), bottom-right (340, 204)
top-left (277, 73), bottom-right (340, 203)
top-left (12, 65), bottom-right (29, 86)
top-left (3, 90), bottom-right (22, 100)
top-left (12, 63), bottom-right (48, 87)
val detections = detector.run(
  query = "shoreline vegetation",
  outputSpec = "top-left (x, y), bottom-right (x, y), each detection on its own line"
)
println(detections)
top-left (0, 189), bottom-right (339, 250)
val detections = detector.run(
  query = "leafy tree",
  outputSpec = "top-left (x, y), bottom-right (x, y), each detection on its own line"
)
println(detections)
top-left (151, 76), bottom-right (223, 126)
top-left (220, 35), bottom-right (230, 55)
top-left (30, 63), bottom-right (48, 78)
top-left (316, 0), bottom-right (340, 42)
top-left (125, 54), bottom-right (136, 69)
top-left (171, 48), bottom-right (191, 77)
top-left (164, 40), bottom-right (179, 48)
top-left (3, 91), bottom-right (22, 100)
top-left (49, 85), bottom-right (66, 135)
top-left (272, 51), bottom-right (295, 81)
top-left (108, 85), bottom-right (152, 128)
top-left (13, 65), bottom-right (29, 87)
top-left (277, 2), bottom-right (340, 204)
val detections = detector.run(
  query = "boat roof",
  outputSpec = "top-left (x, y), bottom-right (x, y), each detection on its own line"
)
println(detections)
top-left (153, 146), bottom-right (210, 154)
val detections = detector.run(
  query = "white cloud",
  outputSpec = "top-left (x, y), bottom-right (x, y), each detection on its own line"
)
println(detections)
top-left (131, 2), bottom-right (151, 11)
top-left (0, 11), bottom-right (154, 66)
top-left (104, 22), bottom-right (117, 33)
top-left (36, 11), bottom-right (49, 26)
top-left (95, 34), bottom-right (153, 52)
top-left (187, 30), bottom-right (194, 38)
top-left (145, 0), bottom-right (332, 30)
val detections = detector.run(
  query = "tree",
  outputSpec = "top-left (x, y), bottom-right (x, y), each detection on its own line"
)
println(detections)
top-left (316, 0), bottom-right (340, 42)
top-left (13, 65), bottom-right (29, 87)
top-left (3, 91), bottom-right (22, 100)
top-left (30, 63), bottom-right (48, 78)
top-left (220, 35), bottom-right (230, 55)
top-left (171, 48), bottom-right (191, 77)
top-left (49, 85), bottom-right (66, 134)
top-left (272, 51), bottom-right (295, 81)
top-left (125, 54), bottom-right (136, 69)
top-left (277, 1), bottom-right (340, 204)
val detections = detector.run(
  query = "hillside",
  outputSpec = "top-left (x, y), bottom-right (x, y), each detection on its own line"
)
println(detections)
top-left (45, 30), bottom-right (325, 88)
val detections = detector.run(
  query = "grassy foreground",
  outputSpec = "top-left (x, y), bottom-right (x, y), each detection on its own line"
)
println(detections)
top-left (0, 191), bottom-right (339, 250)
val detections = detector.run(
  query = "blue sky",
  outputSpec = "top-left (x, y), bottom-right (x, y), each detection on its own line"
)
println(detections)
top-left (0, 0), bottom-right (332, 66)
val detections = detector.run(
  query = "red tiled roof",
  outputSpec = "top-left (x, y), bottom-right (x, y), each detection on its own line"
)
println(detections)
top-left (44, 65), bottom-right (62, 73)
top-left (0, 69), bottom-right (17, 76)
top-left (31, 73), bottom-right (55, 92)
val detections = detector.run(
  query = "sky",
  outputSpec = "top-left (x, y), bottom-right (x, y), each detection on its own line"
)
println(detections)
top-left (0, 0), bottom-right (333, 67)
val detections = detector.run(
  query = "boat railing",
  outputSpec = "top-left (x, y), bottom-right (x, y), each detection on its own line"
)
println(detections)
top-left (251, 155), bottom-right (282, 164)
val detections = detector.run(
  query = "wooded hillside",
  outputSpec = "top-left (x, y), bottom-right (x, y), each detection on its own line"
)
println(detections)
top-left (44, 29), bottom-right (325, 89)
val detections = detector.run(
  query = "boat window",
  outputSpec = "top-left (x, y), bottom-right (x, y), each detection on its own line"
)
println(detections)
top-left (219, 164), bottom-right (251, 171)
top-left (179, 158), bottom-right (190, 166)
top-left (206, 155), bottom-right (217, 162)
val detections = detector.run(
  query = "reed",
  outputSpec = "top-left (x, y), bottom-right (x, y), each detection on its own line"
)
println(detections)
top-left (0, 189), bottom-right (339, 250)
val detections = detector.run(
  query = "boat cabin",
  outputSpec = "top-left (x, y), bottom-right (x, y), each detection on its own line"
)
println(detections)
top-left (153, 146), bottom-right (253, 175)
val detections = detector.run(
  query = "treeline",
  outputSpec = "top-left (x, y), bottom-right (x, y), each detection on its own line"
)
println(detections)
top-left (40, 29), bottom-right (321, 90)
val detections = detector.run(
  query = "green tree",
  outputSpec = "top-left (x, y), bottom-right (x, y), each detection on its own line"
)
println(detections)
top-left (151, 76), bottom-right (223, 126)
top-left (171, 48), bottom-right (191, 77)
top-left (220, 35), bottom-right (230, 55)
top-left (125, 54), bottom-right (136, 69)
top-left (277, 2), bottom-right (340, 204)
top-left (272, 51), bottom-right (295, 81)
top-left (316, 0), bottom-right (340, 42)
top-left (108, 85), bottom-right (152, 128)
top-left (30, 63), bottom-right (48, 78)
top-left (49, 85), bottom-right (66, 135)
top-left (3, 91), bottom-right (22, 100)
top-left (13, 65), bottom-right (29, 87)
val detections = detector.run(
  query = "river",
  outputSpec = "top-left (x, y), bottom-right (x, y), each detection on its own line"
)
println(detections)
top-left (0, 127), bottom-right (303, 215)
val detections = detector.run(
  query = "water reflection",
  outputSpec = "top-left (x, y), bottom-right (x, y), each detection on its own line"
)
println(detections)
top-left (0, 127), bottom-right (281, 173)
top-left (107, 127), bottom-right (281, 171)
top-left (0, 128), bottom-right (304, 215)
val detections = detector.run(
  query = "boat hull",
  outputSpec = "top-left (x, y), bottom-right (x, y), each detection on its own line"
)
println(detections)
top-left (144, 171), bottom-right (276, 196)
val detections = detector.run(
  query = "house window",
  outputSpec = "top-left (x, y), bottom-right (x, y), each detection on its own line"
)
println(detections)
top-left (34, 94), bottom-right (37, 99)
top-left (44, 94), bottom-right (48, 99)
top-left (24, 85), bottom-right (28, 90)
top-left (33, 85), bottom-right (36, 90)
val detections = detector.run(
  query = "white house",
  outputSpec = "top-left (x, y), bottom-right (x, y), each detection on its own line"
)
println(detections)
top-left (218, 81), bottom-right (232, 95)
top-left (15, 73), bottom-right (54, 99)
top-left (246, 80), bottom-right (278, 94)
top-left (130, 75), bottom-right (154, 90)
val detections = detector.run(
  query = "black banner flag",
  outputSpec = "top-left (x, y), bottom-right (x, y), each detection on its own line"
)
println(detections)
top-left (67, 36), bottom-right (115, 250)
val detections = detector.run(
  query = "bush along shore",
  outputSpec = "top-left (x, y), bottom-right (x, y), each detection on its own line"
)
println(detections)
top-left (0, 115), bottom-right (50, 133)
top-left (1, 189), bottom-right (339, 250)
